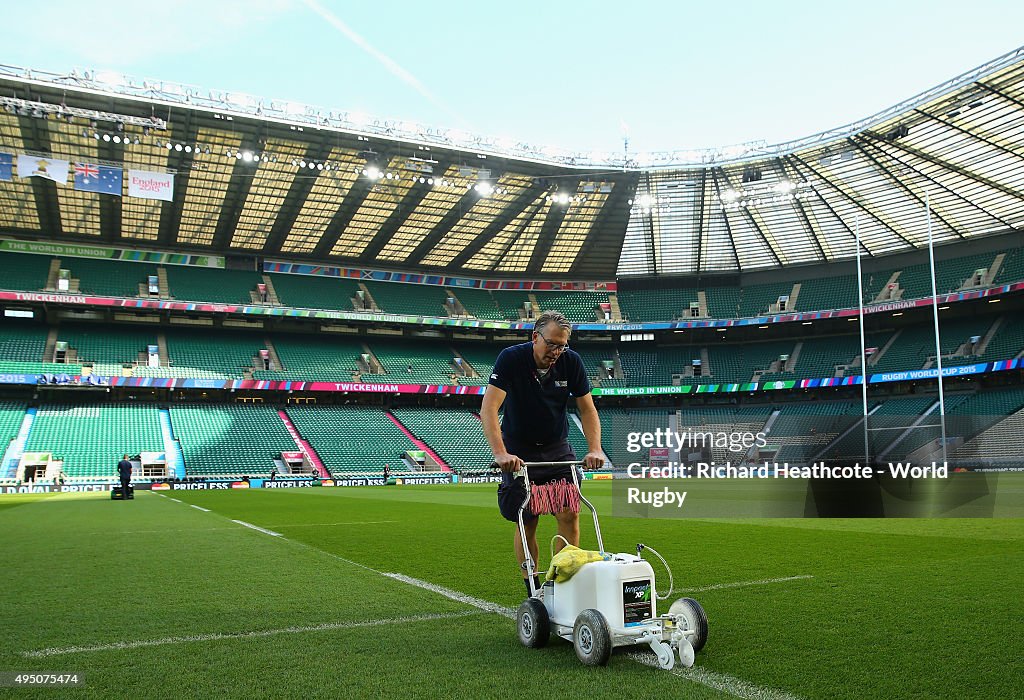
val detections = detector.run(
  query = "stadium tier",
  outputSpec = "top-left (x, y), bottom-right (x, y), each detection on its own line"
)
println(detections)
top-left (24, 403), bottom-right (163, 478)
top-left (254, 334), bottom-right (364, 382)
top-left (388, 407), bottom-right (492, 472)
top-left (57, 323), bottom-right (156, 375)
top-left (158, 327), bottom-right (266, 379)
top-left (0, 321), bottom-right (47, 362)
top-left (768, 400), bottom-right (868, 463)
top-left (2, 246), bottom-right (1024, 323)
top-left (616, 286), bottom-right (700, 322)
top-left (164, 266), bottom-right (264, 305)
top-left (286, 405), bottom-right (416, 473)
top-left (366, 339), bottom-right (460, 384)
top-left (169, 403), bottom-right (296, 477)
top-left (63, 257), bottom-right (161, 299)
top-left (446, 287), bottom-right (505, 320)
top-left (266, 273), bottom-right (364, 311)
top-left (0, 400), bottom-right (26, 448)
top-left (362, 280), bottom-right (448, 316)
top-left (0, 251), bottom-right (52, 292)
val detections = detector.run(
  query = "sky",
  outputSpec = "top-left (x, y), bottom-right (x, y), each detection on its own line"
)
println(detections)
top-left (4, 1), bottom-right (1024, 158)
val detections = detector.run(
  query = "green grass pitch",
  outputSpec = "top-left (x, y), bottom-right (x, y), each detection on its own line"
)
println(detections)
top-left (0, 483), bottom-right (1021, 699)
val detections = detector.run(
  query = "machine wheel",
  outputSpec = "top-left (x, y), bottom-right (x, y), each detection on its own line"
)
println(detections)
top-left (669, 597), bottom-right (708, 652)
top-left (573, 609), bottom-right (612, 666)
top-left (517, 598), bottom-right (550, 648)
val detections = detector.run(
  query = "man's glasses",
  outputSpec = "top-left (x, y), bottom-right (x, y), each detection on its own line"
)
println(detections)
top-left (536, 333), bottom-right (569, 352)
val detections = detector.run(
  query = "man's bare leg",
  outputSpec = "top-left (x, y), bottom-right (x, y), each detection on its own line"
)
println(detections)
top-left (554, 509), bottom-right (580, 551)
top-left (514, 517), bottom-right (539, 578)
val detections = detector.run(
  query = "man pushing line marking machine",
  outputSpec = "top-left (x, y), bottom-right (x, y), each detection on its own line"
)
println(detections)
top-left (505, 460), bottom-right (709, 670)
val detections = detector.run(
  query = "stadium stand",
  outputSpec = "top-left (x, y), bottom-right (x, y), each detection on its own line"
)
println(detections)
top-left (266, 273), bottom-right (364, 311)
top-left (64, 258), bottom-right (159, 298)
top-left (617, 286), bottom-right (700, 322)
top-left (25, 403), bottom-right (163, 478)
top-left (156, 328), bottom-right (266, 379)
top-left (254, 334), bottom-right (365, 382)
top-left (0, 321), bottom-right (47, 362)
top-left (170, 403), bottom-right (296, 477)
top-left (388, 407), bottom-right (492, 472)
top-left (57, 323), bottom-right (156, 375)
top-left (0, 252), bottom-right (51, 292)
top-left (0, 401), bottom-right (26, 450)
top-left (769, 400), bottom-right (868, 463)
top-left (532, 290), bottom-right (608, 322)
top-left (366, 339), bottom-right (459, 384)
top-left (286, 405), bottom-right (417, 473)
top-left (164, 266), bottom-right (263, 304)
top-left (362, 280), bottom-right (448, 317)
top-left (447, 287), bottom-right (505, 320)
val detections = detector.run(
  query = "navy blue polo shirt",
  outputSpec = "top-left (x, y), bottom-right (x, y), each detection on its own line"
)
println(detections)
top-left (488, 342), bottom-right (590, 447)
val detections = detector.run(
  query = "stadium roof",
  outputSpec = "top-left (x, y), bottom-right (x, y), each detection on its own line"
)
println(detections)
top-left (1, 44), bottom-right (1024, 279)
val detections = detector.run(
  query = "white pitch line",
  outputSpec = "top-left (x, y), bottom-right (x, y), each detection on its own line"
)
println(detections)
top-left (382, 573), bottom-right (515, 618)
top-left (190, 505), bottom-right (211, 512)
top-left (682, 575), bottom-right (814, 593)
top-left (161, 497), bottom-right (803, 699)
top-left (231, 519), bottom-right (282, 537)
top-left (385, 572), bottom-right (802, 699)
top-left (21, 611), bottom-right (481, 658)
top-left (169, 498), bottom-right (182, 503)
top-left (627, 652), bottom-right (804, 700)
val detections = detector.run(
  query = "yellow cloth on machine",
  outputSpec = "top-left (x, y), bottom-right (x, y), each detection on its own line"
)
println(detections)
top-left (544, 545), bottom-right (610, 583)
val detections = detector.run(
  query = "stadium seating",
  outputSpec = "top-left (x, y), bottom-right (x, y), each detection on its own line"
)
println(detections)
top-left (160, 328), bottom-right (265, 379)
top-left (532, 291), bottom-right (608, 322)
top-left (768, 400), bottom-right (867, 462)
top-left (599, 408), bottom-right (677, 467)
top-left (362, 280), bottom-right (448, 317)
top-left (164, 266), bottom-right (263, 304)
top-left (0, 401), bottom-right (26, 448)
top-left (286, 405), bottom-right (416, 473)
top-left (617, 286), bottom-right (700, 322)
top-left (25, 403), bottom-right (163, 478)
top-left (447, 287), bottom-right (505, 320)
top-left (0, 252), bottom-right (51, 292)
top-left (0, 322), bottom-right (47, 362)
top-left (254, 334), bottom-right (364, 382)
top-left (388, 407), bottom-right (492, 472)
top-left (491, 290), bottom-right (535, 321)
top-left (169, 403), bottom-right (296, 476)
top-left (793, 275), bottom-right (862, 312)
top-left (58, 323), bottom-right (155, 369)
top-left (65, 258), bottom-right (158, 298)
top-left (821, 395), bottom-right (936, 459)
top-left (266, 273), bottom-right (364, 311)
top-left (366, 339), bottom-right (459, 385)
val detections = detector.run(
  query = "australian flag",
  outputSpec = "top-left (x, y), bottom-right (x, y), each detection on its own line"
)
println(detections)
top-left (0, 152), bottom-right (11, 182)
top-left (74, 162), bottom-right (123, 196)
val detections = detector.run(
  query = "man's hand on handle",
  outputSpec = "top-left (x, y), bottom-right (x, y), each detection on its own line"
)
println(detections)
top-left (583, 451), bottom-right (606, 469)
top-left (493, 451), bottom-right (525, 472)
